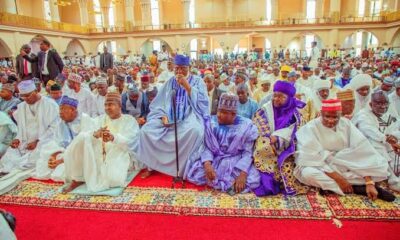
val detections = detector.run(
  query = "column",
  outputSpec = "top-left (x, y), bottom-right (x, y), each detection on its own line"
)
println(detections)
top-left (271, 0), bottom-right (278, 21)
top-left (140, 0), bottom-right (152, 26)
top-left (182, 0), bottom-right (191, 23)
top-left (49, 0), bottom-right (60, 21)
top-left (225, 0), bottom-right (233, 21)
top-left (316, 0), bottom-right (324, 19)
top-left (329, 0), bottom-right (341, 22)
top-left (78, 0), bottom-right (89, 25)
top-left (100, 0), bottom-right (111, 28)
top-left (125, 0), bottom-right (135, 28)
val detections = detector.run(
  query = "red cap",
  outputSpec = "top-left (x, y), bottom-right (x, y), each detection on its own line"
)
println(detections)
top-left (141, 75), bottom-right (150, 82)
top-left (321, 99), bottom-right (342, 112)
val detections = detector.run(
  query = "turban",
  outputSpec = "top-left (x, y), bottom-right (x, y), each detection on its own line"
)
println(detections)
top-left (60, 96), bottom-right (78, 108)
top-left (249, 71), bottom-right (257, 78)
top-left (336, 90), bottom-right (355, 101)
top-left (313, 79), bottom-right (330, 90)
top-left (345, 74), bottom-right (372, 91)
top-left (68, 73), bottom-right (82, 83)
top-left (174, 54), bottom-right (190, 66)
top-left (260, 75), bottom-right (273, 85)
top-left (50, 84), bottom-right (62, 91)
top-left (18, 80), bottom-right (36, 94)
top-left (321, 99), bottom-right (342, 112)
top-left (273, 80), bottom-right (295, 97)
top-left (218, 93), bottom-right (239, 112)
top-left (235, 72), bottom-right (248, 81)
top-left (105, 92), bottom-right (121, 105)
top-left (1, 83), bottom-right (15, 93)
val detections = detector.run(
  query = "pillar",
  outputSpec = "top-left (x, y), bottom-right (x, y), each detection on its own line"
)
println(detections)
top-left (182, 0), bottom-right (191, 23)
top-left (140, 0), bottom-right (152, 26)
top-left (78, 0), bottom-right (89, 25)
top-left (125, 0), bottom-right (135, 28)
top-left (100, 0), bottom-right (111, 28)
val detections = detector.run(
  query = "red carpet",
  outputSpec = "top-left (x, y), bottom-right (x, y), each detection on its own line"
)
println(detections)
top-left (1, 204), bottom-right (399, 240)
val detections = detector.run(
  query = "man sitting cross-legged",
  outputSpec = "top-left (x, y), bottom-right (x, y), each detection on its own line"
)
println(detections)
top-left (63, 92), bottom-right (141, 193)
top-left (34, 96), bottom-right (94, 181)
top-left (295, 99), bottom-right (395, 202)
top-left (186, 93), bottom-right (260, 194)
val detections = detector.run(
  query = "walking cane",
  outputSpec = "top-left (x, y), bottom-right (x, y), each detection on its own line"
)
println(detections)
top-left (171, 89), bottom-right (185, 188)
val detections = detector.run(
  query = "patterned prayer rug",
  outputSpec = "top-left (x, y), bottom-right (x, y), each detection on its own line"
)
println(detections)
top-left (325, 193), bottom-right (400, 220)
top-left (0, 180), bottom-right (331, 220)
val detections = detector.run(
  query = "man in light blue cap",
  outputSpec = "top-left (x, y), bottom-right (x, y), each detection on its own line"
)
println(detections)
top-left (138, 54), bottom-right (209, 178)
top-left (375, 76), bottom-right (394, 94)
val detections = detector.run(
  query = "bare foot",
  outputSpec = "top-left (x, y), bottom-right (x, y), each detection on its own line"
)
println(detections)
top-left (141, 169), bottom-right (153, 179)
top-left (62, 181), bottom-right (84, 194)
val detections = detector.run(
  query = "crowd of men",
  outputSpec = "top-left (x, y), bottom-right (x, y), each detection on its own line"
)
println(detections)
top-left (0, 40), bottom-right (399, 203)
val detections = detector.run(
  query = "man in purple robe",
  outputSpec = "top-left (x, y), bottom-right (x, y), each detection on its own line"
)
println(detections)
top-left (253, 80), bottom-right (309, 196)
top-left (186, 93), bottom-right (260, 194)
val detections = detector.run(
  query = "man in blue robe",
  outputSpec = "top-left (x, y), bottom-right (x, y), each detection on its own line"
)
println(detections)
top-left (186, 93), bottom-right (260, 193)
top-left (138, 55), bottom-right (209, 178)
top-left (236, 83), bottom-right (259, 119)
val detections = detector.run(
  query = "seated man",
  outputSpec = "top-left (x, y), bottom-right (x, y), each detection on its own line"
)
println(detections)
top-left (48, 83), bottom-right (63, 105)
top-left (295, 99), bottom-right (395, 202)
top-left (186, 93), bottom-right (260, 194)
top-left (93, 76), bottom-right (108, 117)
top-left (139, 55), bottom-right (209, 178)
top-left (253, 81), bottom-right (308, 196)
top-left (236, 83), bottom-right (258, 119)
top-left (253, 75), bottom-right (272, 103)
top-left (0, 111), bottom-right (17, 158)
top-left (63, 73), bottom-right (96, 117)
top-left (0, 80), bottom-right (59, 173)
top-left (353, 90), bottom-right (400, 192)
top-left (121, 84), bottom-right (149, 126)
top-left (302, 79), bottom-right (332, 123)
top-left (35, 96), bottom-right (93, 181)
top-left (63, 92), bottom-right (141, 193)
top-left (336, 90), bottom-right (355, 120)
top-left (0, 81), bottom-right (20, 114)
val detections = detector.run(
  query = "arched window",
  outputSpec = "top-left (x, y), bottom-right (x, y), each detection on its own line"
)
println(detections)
top-left (150, 0), bottom-right (160, 26)
top-left (44, 0), bottom-right (52, 21)
top-left (370, 0), bottom-right (382, 16)
top-left (190, 39), bottom-right (198, 60)
top-left (93, 0), bottom-right (103, 27)
top-left (266, 0), bottom-right (272, 22)
top-left (306, 0), bottom-right (316, 19)
top-left (189, 0), bottom-right (195, 24)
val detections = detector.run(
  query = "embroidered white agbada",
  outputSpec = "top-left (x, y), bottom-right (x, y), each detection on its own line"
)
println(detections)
top-left (0, 97), bottom-right (60, 173)
top-left (34, 113), bottom-right (94, 181)
top-left (294, 117), bottom-right (389, 195)
top-left (63, 114), bottom-right (141, 192)
top-left (63, 87), bottom-right (96, 117)
top-left (353, 108), bottom-right (400, 191)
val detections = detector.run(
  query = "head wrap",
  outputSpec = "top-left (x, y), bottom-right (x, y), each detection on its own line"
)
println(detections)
top-left (174, 54), bottom-right (190, 66)
top-left (105, 92), bottom-right (121, 105)
top-left (260, 75), bottom-right (273, 85)
top-left (321, 99), bottom-right (342, 112)
top-left (68, 73), bottom-right (82, 83)
top-left (50, 83), bottom-right (62, 91)
top-left (1, 83), bottom-right (15, 93)
top-left (313, 79), bottom-right (330, 90)
top-left (218, 93), bottom-right (239, 112)
top-left (336, 90), bottom-right (355, 101)
top-left (383, 77), bottom-right (394, 86)
top-left (280, 65), bottom-right (292, 72)
top-left (273, 81), bottom-right (305, 130)
top-left (60, 96), bottom-right (78, 108)
top-left (345, 73), bottom-right (372, 91)
top-left (18, 80), bottom-right (36, 94)
top-left (96, 76), bottom-right (108, 85)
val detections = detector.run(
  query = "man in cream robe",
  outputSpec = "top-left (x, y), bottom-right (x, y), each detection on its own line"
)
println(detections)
top-left (353, 90), bottom-right (400, 191)
top-left (295, 99), bottom-right (395, 202)
top-left (34, 96), bottom-right (94, 181)
top-left (93, 76), bottom-right (108, 117)
top-left (0, 80), bottom-right (59, 173)
top-left (63, 73), bottom-right (96, 117)
top-left (63, 92), bottom-right (141, 193)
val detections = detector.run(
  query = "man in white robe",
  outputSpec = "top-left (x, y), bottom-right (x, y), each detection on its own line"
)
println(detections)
top-left (93, 76), bottom-right (108, 117)
top-left (0, 80), bottom-right (60, 173)
top-left (302, 79), bottom-right (333, 123)
top-left (309, 41), bottom-right (320, 69)
top-left (63, 92), bottom-right (141, 193)
top-left (157, 60), bottom-right (175, 85)
top-left (0, 82), bottom-right (20, 114)
top-left (344, 74), bottom-right (372, 116)
top-left (353, 90), bottom-right (400, 192)
top-left (34, 96), bottom-right (94, 181)
top-left (388, 79), bottom-right (400, 117)
top-left (63, 73), bottom-right (96, 117)
top-left (0, 111), bottom-right (16, 158)
top-left (295, 99), bottom-right (395, 202)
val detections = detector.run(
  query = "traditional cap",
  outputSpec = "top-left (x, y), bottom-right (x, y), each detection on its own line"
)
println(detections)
top-left (302, 66), bottom-right (311, 71)
top-left (18, 80), bottom-right (36, 94)
top-left (394, 78), bottom-right (400, 88)
top-left (372, 89), bottom-right (389, 100)
top-left (50, 83), bottom-right (62, 91)
top-left (68, 73), bottom-right (82, 83)
top-left (313, 79), bottom-right (330, 90)
top-left (280, 65), bottom-right (292, 72)
top-left (288, 71), bottom-right (297, 78)
top-left (146, 86), bottom-right (158, 97)
top-left (267, 66), bottom-right (273, 71)
top-left (383, 77), bottom-right (394, 86)
top-left (128, 84), bottom-right (139, 95)
top-left (273, 80), bottom-right (295, 97)
top-left (174, 54), bottom-right (190, 66)
top-left (1, 83), bottom-right (15, 93)
top-left (260, 75), bottom-right (273, 85)
top-left (96, 76), bottom-right (108, 85)
top-left (321, 99), bottom-right (342, 112)
top-left (46, 80), bottom-right (56, 87)
top-left (8, 75), bottom-right (17, 83)
top-left (235, 72), bottom-right (248, 81)
top-left (218, 93), bottom-right (239, 112)
top-left (236, 83), bottom-right (248, 92)
top-left (249, 71), bottom-right (257, 78)
top-left (116, 74), bottom-right (126, 81)
top-left (141, 74), bottom-right (150, 82)
top-left (105, 91), bottom-right (121, 104)
top-left (60, 96), bottom-right (78, 108)
top-left (336, 90), bottom-right (355, 101)
top-left (220, 73), bottom-right (228, 81)
top-left (362, 62), bottom-right (369, 68)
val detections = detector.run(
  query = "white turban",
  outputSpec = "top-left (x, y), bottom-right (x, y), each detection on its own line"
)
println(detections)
top-left (345, 73), bottom-right (372, 91)
top-left (313, 79), bottom-right (330, 90)
top-left (260, 75), bottom-right (273, 85)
